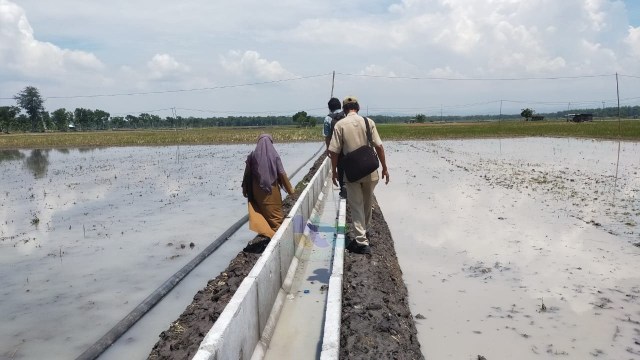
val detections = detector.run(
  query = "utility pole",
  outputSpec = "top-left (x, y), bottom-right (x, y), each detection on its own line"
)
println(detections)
top-left (330, 71), bottom-right (335, 98)
top-left (499, 100), bottom-right (503, 124)
top-left (616, 72), bottom-right (621, 132)
top-left (171, 107), bottom-right (178, 130)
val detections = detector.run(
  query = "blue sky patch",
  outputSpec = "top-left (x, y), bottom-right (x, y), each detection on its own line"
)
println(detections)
top-left (624, 0), bottom-right (640, 26)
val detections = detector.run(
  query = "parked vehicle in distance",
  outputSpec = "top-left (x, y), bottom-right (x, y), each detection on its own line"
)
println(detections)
top-left (566, 113), bottom-right (593, 122)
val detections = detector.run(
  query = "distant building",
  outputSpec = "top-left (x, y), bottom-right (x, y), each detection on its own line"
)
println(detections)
top-left (567, 114), bottom-right (593, 122)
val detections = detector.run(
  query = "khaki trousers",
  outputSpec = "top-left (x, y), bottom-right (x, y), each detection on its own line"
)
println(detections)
top-left (345, 178), bottom-right (378, 246)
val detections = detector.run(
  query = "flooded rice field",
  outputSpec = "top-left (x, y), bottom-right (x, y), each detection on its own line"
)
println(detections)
top-left (376, 138), bottom-right (640, 359)
top-left (2, 138), bottom-right (638, 360)
top-left (0, 143), bottom-right (321, 360)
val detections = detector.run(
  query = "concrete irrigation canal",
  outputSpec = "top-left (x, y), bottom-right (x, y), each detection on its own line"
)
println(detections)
top-left (71, 153), bottom-right (421, 360)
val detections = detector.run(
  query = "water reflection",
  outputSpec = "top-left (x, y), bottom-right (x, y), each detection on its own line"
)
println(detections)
top-left (0, 149), bottom-right (25, 163)
top-left (0, 143), bottom-right (321, 360)
top-left (24, 149), bottom-right (51, 179)
top-left (376, 139), bottom-right (640, 360)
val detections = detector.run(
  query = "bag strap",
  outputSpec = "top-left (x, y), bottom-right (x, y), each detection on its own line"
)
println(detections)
top-left (362, 116), bottom-right (373, 147)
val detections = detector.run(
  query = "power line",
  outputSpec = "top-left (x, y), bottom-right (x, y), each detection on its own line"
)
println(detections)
top-left (369, 100), bottom-right (501, 113)
top-left (174, 106), bottom-right (326, 115)
top-left (110, 108), bottom-right (175, 116)
top-left (110, 106), bottom-right (327, 117)
top-left (619, 74), bottom-right (640, 79)
top-left (336, 72), bottom-right (616, 81)
top-left (0, 73), bottom-right (331, 100)
top-left (502, 99), bottom-right (616, 106)
top-left (3, 72), bottom-right (638, 102)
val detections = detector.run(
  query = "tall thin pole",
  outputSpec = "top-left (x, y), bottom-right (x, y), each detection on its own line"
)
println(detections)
top-left (330, 71), bottom-right (336, 98)
top-left (616, 72), bottom-right (621, 132)
top-left (613, 73), bottom-right (621, 205)
top-left (499, 100), bottom-right (503, 124)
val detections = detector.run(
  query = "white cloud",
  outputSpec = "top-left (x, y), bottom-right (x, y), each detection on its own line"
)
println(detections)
top-left (625, 26), bottom-right (640, 58)
top-left (427, 66), bottom-right (464, 78)
top-left (0, 0), bottom-right (104, 78)
top-left (147, 54), bottom-right (190, 80)
top-left (220, 50), bottom-right (294, 80)
top-left (1, 0), bottom-right (638, 116)
top-left (359, 65), bottom-right (397, 77)
top-left (287, 0), bottom-right (630, 76)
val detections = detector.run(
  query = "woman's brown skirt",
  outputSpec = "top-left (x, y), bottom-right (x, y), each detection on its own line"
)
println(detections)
top-left (248, 180), bottom-right (285, 238)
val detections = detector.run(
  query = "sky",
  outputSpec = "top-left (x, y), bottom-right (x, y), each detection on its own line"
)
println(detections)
top-left (1, 0), bottom-right (639, 117)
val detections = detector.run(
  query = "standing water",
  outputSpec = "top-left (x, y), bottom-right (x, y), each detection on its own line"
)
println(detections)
top-left (377, 138), bottom-right (640, 359)
top-left (0, 143), bottom-right (321, 360)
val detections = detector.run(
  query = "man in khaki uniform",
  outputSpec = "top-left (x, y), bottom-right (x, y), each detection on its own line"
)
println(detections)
top-left (328, 96), bottom-right (389, 254)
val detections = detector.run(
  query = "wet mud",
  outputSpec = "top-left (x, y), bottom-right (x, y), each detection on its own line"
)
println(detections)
top-left (340, 199), bottom-right (424, 360)
top-left (147, 155), bottom-right (422, 359)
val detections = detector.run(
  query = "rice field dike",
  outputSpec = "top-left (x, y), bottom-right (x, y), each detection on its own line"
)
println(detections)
top-left (1, 120), bottom-right (639, 149)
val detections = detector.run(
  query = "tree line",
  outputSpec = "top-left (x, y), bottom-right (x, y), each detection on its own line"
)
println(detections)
top-left (2, 86), bottom-right (639, 134)
top-left (0, 86), bottom-right (324, 133)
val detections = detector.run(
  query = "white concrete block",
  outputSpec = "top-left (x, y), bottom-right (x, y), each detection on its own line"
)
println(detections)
top-left (320, 275), bottom-right (343, 360)
top-left (254, 248), bottom-right (281, 334)
top-left (215, 280), bottom-right (260, 360)
top-left (278, 222), bottom-right (295, 284)
top-left (194, 279), bottom-right (259, 360)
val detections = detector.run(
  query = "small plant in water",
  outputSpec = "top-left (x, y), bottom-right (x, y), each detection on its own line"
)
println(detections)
top-left (540, 297), bottom-right (547, 312)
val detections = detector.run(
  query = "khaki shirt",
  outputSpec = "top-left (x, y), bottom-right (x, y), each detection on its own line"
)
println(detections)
top-left (328, 112), bottom-right (383, 182)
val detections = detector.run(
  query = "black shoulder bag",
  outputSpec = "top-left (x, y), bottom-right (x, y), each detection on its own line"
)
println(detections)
top-left (342, 117), bottom-right (379, 182)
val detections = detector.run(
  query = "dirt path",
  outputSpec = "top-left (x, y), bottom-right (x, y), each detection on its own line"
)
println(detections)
top-left (148, 155), bottom-right (422, 359)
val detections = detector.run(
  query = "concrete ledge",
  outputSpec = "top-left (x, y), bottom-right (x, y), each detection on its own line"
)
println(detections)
top-left (320, 198), bottom-right (346, 360)
top-left (192, 158), bottom-right (330, 360)
top-left (192, 279), bottom-right (259, 360)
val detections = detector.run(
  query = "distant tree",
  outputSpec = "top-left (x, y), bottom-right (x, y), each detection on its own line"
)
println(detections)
top-left (138, 113), bottom-right (152, 127)
top-left (415, 114), bottom-right (427, 123)
top-left (41, 111), bottom-right (51, 131)
top-left (126, 114), bottom-right (140, 128)
top-left (110, 116), bottom-right (125, 129)
top-left (15, 114), bottom-right (30, 131)
top-left (14, 86), bottom-right (45, 132)
top-left (137, 113), bottom-right (161, 128)
top-left (74, 108), bottom-right (94, 131)
top-left (293, 111), bottom-right (314, 127)
top-left (0, 106), bottom-right (20, 133)
top-left (51, 108), bottom-right (72, 131)
top-left (520, 108), bottom-right (534, 121)
top-left (93, 110), bottom-right (110, 130)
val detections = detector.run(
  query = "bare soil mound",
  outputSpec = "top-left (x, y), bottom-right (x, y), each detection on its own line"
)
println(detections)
top-left (341, 199), bottom-right (424, 359)
top-left (148, 155), bottom-right (422, 359)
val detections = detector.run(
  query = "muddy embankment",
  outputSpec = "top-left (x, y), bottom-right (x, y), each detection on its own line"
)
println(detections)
top-left (148, 154), bottom-right (422, 359)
